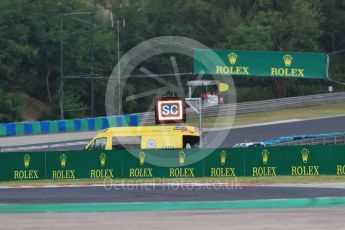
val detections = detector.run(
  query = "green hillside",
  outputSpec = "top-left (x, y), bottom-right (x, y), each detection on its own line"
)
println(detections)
top-left (1, 0), bottom-right (345, 122)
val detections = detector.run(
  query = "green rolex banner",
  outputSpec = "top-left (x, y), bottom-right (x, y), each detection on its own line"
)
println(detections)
top-left (194, 49), bottom-right (328, 79)
top-left (1, 144), bottom-right (345, 181)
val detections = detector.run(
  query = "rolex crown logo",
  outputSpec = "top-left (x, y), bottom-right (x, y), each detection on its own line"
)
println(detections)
top-left (228, 52), bottom-right (238, 65)
top-left (100, 153), bottom-right (107, 167)
top-left (139, 151), bottom-right (146, 166)
top-left (220, 150), bottom-right (227, 165)
top-left (262, 149), bottom-right (269, 165)
top-left (178, 151), bottom-right (186, 166)
top-left (283, 54), bottom-right (293, 67)
top-left (24, 154), bottom-right (31, 168)
top-left (301, 148), bottom-right (309, 164)
top-left (60, 154), bottom-right (67, 168)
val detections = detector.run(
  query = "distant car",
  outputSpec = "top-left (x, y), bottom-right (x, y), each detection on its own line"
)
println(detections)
top-left (233, 142), bottom-right (266, 148)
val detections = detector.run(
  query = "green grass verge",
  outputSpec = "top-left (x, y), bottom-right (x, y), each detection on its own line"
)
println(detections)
top-left (187, 102), bottom-right (345, 128)
top-left (1, 176), bottom-right (345, 187)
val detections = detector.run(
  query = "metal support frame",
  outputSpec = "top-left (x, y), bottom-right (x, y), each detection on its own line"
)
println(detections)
top-left (59, 14), bottom-right (64, 119)
top-left (327, 49), bottom-right (345, 85)
top-left (185, 98), bottom-right (203, 148)
top-left (59, 12), bottom-right (127, 118)
top-left (90, 13), bottom-right (95, 117)
top-left (117, 19), bottom-right (121, 115)
top-left (59, 12), bottom-right (96, 119)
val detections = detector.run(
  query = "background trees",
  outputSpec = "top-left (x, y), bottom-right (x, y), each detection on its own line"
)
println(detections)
top-left (0, 0), bottom-right (344, 122)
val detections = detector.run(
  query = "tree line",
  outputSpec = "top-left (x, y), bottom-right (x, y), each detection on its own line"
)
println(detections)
top-left (0, 0), bottom-right (344, 122)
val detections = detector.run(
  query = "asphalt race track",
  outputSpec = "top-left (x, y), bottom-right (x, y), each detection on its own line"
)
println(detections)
top-left (1, 185), bottom-right (345, 204)
top-left (210, 115), bottom-right (345, 147)
top-left (1, 115), bottom-right (345, 151)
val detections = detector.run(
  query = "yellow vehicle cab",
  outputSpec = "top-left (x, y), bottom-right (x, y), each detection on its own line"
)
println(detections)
top-left (85, 125), bottom-right (200, 150)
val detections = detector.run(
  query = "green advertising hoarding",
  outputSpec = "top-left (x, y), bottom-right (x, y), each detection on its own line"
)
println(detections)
top-left (45, 150), bottom-right (123, 180)
top-left (0, 144), bottom-right (345, 181)
top-left (244, 145), bottom-right (332, 177)
top-left (194, 49), bottom-right (328, 79)
top-left (122, 149), bottom-right (206, 178)
top-left (0, 151), bottom-right (45, 181)
top-left (203, 148), bottom-right (245, 177)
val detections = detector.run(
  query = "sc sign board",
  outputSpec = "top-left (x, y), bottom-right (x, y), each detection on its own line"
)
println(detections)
top-left (155, 97), bottom-right (186, 124)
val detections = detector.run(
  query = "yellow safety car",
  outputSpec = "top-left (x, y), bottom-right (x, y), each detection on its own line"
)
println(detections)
top-left (85, 125), bottom-right (200, 150)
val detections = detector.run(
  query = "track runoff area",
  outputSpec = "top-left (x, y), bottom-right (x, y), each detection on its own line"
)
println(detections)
top-left (1, 182), bottom-right (345, 213)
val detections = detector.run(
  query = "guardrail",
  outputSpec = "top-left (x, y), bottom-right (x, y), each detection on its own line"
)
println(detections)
top-left (270, 133), bottom-right (345, 146)
top-left (140, 92), bottom-right (345, 124)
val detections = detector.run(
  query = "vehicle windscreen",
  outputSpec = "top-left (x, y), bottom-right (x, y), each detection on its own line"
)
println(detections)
top-left (86, 137), bottom-right (107, 150)
top-left (112, 136), bottom-right (142, 149)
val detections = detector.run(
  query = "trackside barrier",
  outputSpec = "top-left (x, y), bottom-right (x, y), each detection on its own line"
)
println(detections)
top-left (0, 114), bottom-right (140, 137)
top-left (2, 144), bottom-right (345, 181)
top-left (139, 92), bottom-right (345, 124)
top-left (1, 92), bottom-right (343, 136)
top-left (264, 132), bottom-right (345, 146)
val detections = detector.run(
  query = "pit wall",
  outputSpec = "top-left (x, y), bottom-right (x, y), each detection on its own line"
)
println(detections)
top-left (2, 144), bottom-right (345, 181)
top-left (0, 114), bottom-right (140, 137)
